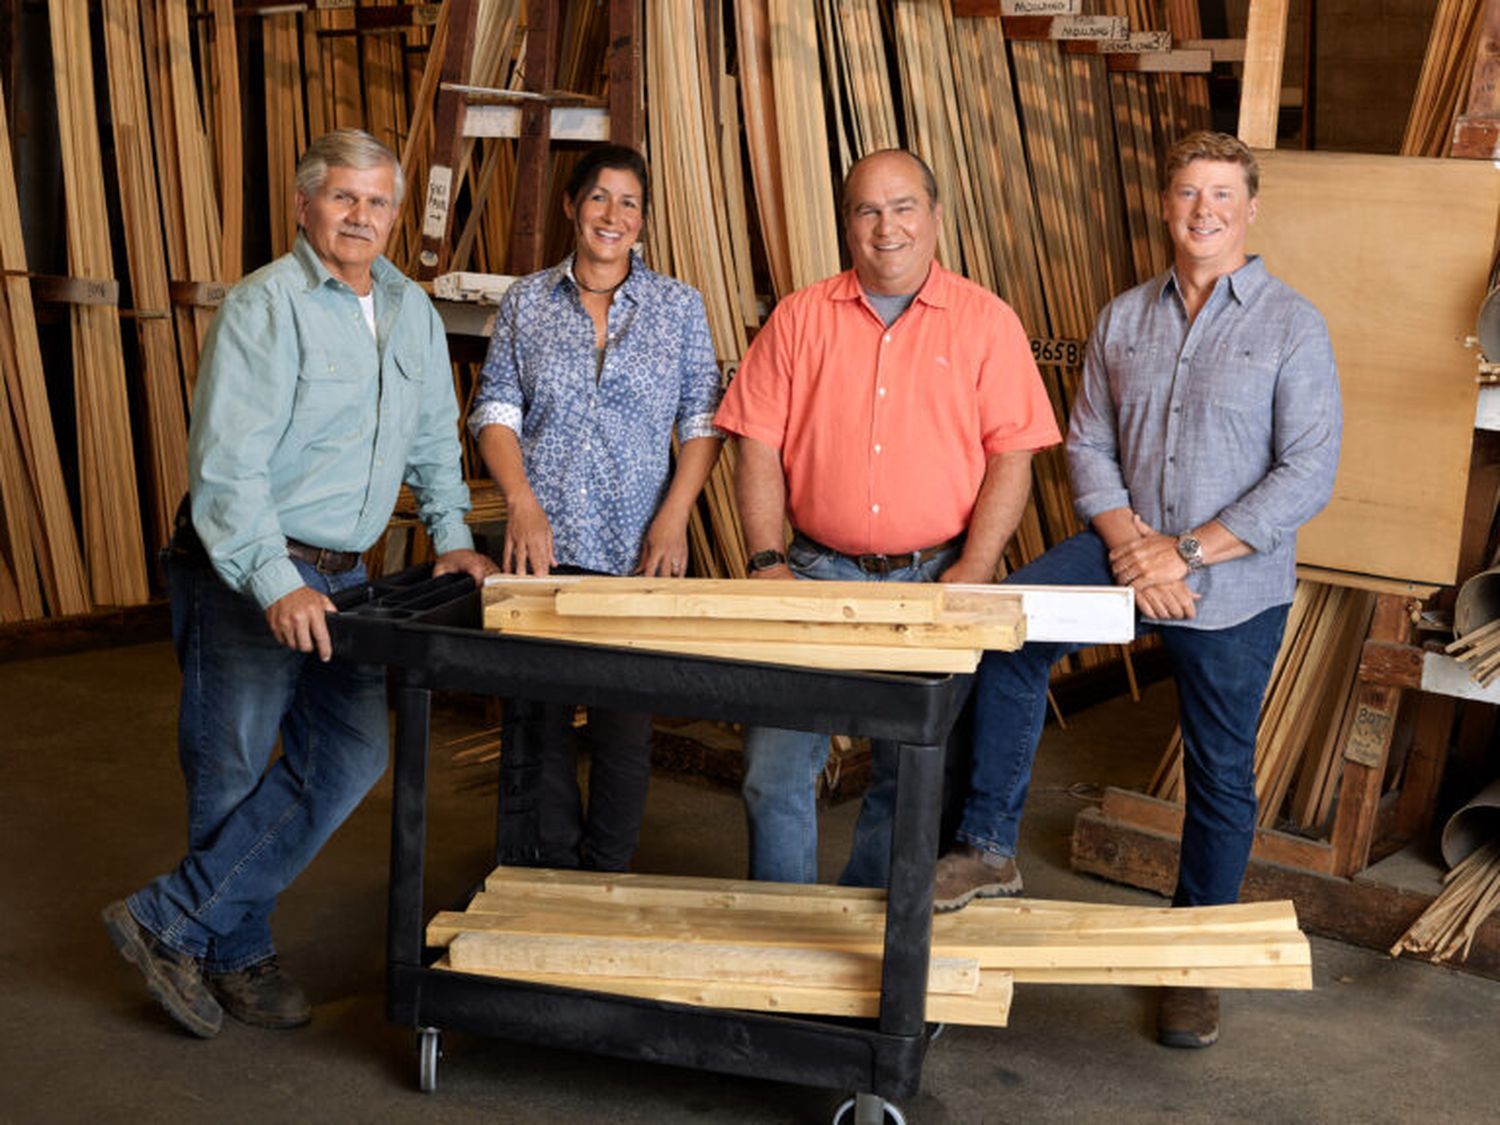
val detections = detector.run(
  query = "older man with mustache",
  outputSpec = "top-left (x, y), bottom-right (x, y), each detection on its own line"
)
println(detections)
top-left (103, 129), bottom-right (494, 1039)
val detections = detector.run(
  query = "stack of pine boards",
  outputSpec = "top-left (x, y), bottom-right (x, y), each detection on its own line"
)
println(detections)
top-left (483, 576), bottom-right (1027, 673)
top-left (428, 868), bottom-right (1312, 1028)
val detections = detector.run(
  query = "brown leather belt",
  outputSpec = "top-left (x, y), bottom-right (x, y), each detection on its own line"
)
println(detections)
top-left (286, 538), bottom-right (361, 574)
top-left (795, 533), bottom-right (962, 576)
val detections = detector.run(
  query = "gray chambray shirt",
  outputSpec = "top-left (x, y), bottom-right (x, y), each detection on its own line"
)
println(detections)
top-left (1067, 256), bottom-right (1342, 631)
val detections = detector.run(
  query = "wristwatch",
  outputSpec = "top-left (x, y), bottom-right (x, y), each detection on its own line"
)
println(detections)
top-left (747, 548), bottom-right (788, 573)
top-left (1176, 533), bottom-right (1206, 572)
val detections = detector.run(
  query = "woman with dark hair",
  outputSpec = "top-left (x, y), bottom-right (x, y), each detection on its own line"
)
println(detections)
top-left (468, 145), bottom-right (722, 871)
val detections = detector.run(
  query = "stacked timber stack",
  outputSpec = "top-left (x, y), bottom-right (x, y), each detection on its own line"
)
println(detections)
top-left (426, 868), bottom-right (1312, 1026)
top-left (482, 575), bottom-right (1026, 672)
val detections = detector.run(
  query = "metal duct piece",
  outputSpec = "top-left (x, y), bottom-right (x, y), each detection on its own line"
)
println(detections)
top-left (1441, 776), bottom-right (1500, 868)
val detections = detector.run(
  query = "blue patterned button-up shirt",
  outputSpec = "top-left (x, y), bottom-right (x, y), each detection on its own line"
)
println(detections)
top-left (468, 254), bottom-right (722, 575)
top-left (1068, 256), bottom-right (1342, 630)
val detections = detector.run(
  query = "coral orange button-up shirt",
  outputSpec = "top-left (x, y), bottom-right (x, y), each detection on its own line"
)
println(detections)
top-left (714, 264), bottom-right (1061, 556)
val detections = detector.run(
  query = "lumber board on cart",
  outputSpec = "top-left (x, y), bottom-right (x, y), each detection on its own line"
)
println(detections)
top-left (447, 931), bottom-right (981, 994)
top-left (434, 954), bottom-right (1016, 1026)
top-left (551, 578), bottom-right (951, 624)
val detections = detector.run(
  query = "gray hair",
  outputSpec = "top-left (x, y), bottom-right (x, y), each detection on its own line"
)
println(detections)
top-left (295, 129), bottom-right (405, 205)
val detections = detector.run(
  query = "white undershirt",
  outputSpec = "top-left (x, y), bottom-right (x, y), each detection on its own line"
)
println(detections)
top-left (358, 291), bottom-right (377, 339)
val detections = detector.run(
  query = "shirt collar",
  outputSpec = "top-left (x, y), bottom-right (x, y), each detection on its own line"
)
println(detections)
top-left (1161, 254), bottom-right (1268, 307)
top-left (291, 232), bottom-right (400, 297)
top-left (833, 260), bottom-right (954, 309)
top-left (555, 251), bottom-right (643, 305)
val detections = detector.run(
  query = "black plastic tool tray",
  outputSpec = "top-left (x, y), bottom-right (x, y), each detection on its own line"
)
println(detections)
top-left (329, 567), bottom-right (975, 1105)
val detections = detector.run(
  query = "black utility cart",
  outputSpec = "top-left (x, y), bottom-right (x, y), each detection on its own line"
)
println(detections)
top-left (329, 567), bottom-right (976, 1125)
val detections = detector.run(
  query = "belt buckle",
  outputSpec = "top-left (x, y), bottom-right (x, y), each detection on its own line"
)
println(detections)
top-left (856, 553), bottom-right (893, 575)
top-left (314, 547), bottom-right (338, 574)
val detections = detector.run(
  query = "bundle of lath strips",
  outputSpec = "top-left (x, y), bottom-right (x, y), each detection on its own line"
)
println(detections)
top-left (427, 868), bottom-right (1312, 1027)
top-left (482, 575), bottom-right (1027, 672)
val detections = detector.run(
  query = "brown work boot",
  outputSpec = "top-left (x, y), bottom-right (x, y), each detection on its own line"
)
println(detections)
top-left (102, 900), bottom-right (223, 1038)
top-left (208, 957), bottom-right (313, 1029)
top-left (1157, 986), bottom-right (1220, 1048)
top-left (932, 845), bottom-right (1024, 913)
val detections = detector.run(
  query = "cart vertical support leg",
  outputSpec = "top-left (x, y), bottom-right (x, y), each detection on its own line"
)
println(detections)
top-left (388, 675), bottom-right (433, 1025)
top-left (879, 740), bottom-right (942, 1039)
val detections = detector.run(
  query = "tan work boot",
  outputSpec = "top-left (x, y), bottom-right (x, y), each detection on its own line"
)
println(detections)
top-left (102, 900), bottom-right (223, 1038)
top-left (1157, 986), bottom-right (1220, 1048)
top-left (931, 845), bottom-right (1023, 913)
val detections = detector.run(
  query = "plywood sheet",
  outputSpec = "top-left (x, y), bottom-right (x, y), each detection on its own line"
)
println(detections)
top-left (1249, 150), bottom-right (1500, 584)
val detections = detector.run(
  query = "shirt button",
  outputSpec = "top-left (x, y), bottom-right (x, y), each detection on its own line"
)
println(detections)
top-left (1173, 406), bottom-right (1182, 414)
top-left (877, 387), bottom-right (887, 397)
top-left (874, 444), bottom-right (882, 454)
top-left (1168, 456), bottom-right (1176, 464)
top-left (883, 334), bottom-right (891, 344)
top-left (871, 504), bottom-right (881, 514)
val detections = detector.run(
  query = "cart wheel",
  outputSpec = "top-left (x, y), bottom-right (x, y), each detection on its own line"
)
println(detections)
top-left (832, 1092), bottom-right (907, 1125)
top-left (417, 1027), bottom-right (441, 1093)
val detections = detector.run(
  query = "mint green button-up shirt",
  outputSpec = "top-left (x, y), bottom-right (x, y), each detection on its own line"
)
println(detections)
top-left (189, 235), bottom-right (473, 609)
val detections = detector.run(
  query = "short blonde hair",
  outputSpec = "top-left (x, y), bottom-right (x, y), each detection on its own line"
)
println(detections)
top-left (295, 129), bottom-right (405, 205)
top-left (1162, 131), bottom-right (1259, 198)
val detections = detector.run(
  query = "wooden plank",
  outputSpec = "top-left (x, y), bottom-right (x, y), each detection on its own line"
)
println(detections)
top-left (486, 596), bottom-right (1022, 649)
top-left (1237, 0), bottom-right (1289, 147)
top-left (1072, 809), bottom-right (1500, 981)
top-left (1357, 641), bottom-right (1424, 691)
top-left (1099, 787), bottom-right (1338, 874)
top-left (434, 956), bottom-right (1015, 1026)
top-left (434, 901), bottom-right (1309, 970)
top-left (483, 629), bottom-right (982, 673)
top-left (1010, 964), bottom-right (1311, 989)
top-left (1251, 151), bottom-right (1500, 584)
top-left (549, 578), bottom-right (949, 624)
top-left (447, 931), bottom-right (981, 994)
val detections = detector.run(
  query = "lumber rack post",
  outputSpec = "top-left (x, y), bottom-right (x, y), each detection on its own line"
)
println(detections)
top-left (1069, 574), bottom-right (1500, 977)
top-left (414, 0), bottom-right (641, 279)
top-left (1450, 0), bottom-right (1500, 158)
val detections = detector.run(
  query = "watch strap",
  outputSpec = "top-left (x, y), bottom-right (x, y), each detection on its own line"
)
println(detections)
top-left (747, 548), bottom-right (788, 573)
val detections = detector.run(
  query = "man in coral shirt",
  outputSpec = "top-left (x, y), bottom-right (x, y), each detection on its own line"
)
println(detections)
top-left (713, 149), bottom-right (1060, 888)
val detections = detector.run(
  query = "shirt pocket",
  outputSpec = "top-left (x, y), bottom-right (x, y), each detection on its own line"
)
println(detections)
top-left (291, 346), bottom-right (367, 440)
top-left (1104, 340), bottom-right (1171, 408)
top-left (1185, 343), bottom-right (1278, 417)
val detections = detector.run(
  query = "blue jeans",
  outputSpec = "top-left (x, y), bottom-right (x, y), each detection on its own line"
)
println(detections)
top-left (127, 554), bottom-right (388, 971)
top-left (959, 531), bottom-right (1288, 906)
top-left (741, 536), bottom-right (960, 887)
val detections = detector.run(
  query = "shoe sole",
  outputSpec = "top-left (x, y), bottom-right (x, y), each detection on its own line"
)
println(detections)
top-left (102, 901), bottom-right (222, 1039)
top-left (1158, 1027), bottom-right (1220, 1049)
top-left (933, 879), bottom-right (1024, 914)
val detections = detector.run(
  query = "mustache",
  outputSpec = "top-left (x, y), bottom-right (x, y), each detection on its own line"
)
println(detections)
top-left (338, 223), bottom-right (375, 241)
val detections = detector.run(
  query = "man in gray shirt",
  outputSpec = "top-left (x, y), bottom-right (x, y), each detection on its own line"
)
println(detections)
top-left (932, 131), bottom-right (1341, 1049)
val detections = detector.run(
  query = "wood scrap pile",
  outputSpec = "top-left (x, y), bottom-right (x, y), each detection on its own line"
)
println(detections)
top-left (1391, 839), bottom-right (1500, 963)
top-left (482, 575), bottom-right (1025, 672)
top-left (427, 867), bottom-right (1311, 1027)
top-left (1445, 617), bottom-right (1500, 685)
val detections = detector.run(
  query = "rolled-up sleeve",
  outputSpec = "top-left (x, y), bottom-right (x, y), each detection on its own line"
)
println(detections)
top-left (675, 287), bottom-right (724, 441)
top-left (468, 286), bottom-right (525, 438)
top-left (1216, 310), bottom-right (1341, 553)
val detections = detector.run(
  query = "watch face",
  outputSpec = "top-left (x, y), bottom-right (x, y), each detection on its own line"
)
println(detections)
top-left (1178, 535), bottom-right (1203, 567)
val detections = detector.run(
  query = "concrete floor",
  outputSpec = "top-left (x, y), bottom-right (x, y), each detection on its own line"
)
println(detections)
top-left (4, 639), bottom-right (1499, 1124)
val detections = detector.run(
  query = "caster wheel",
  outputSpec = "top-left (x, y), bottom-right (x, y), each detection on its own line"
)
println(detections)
top-left (417, 1027), bottom-right (441, 1093)
top-left (832, 1092), bottom-right (907, 1125)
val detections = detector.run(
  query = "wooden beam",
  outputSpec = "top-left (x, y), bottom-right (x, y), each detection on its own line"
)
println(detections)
top-left (1238, 0), bottom-right (1289, 147)
top-left (505, 0), bottom-right (559, 275)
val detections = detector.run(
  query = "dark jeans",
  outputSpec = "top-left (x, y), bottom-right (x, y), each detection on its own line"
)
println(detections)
top-left (128, 553), bottom-right (387, 971)
top-left (960, 531), bottom-right (1288, 906)
top-left (514, 702), bottom-right (655, 872)
top-left (505, 565), bottom-right (653, 873)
